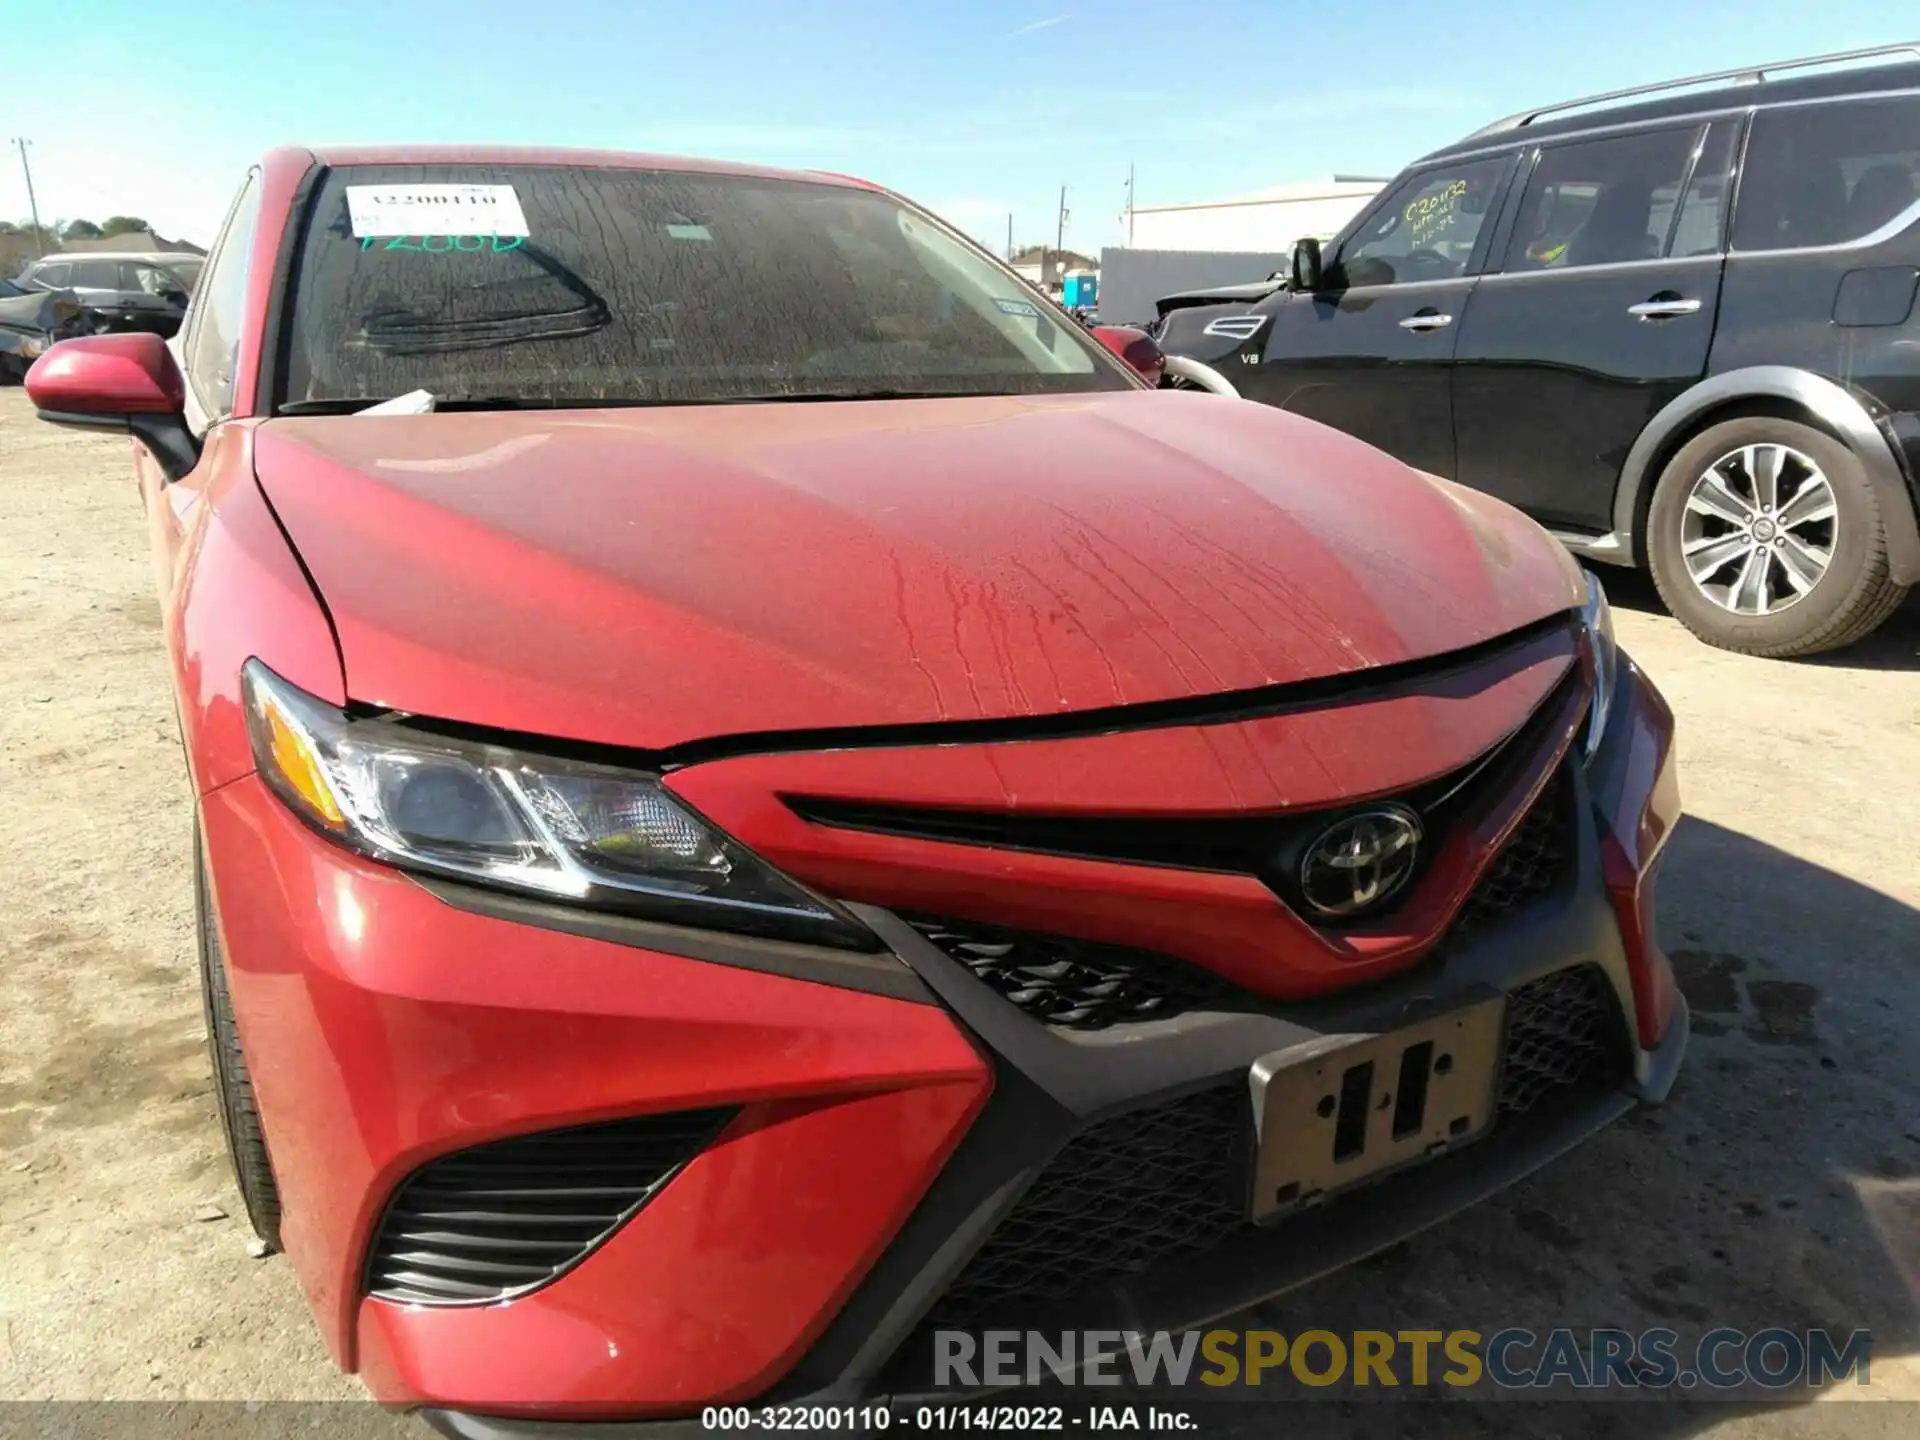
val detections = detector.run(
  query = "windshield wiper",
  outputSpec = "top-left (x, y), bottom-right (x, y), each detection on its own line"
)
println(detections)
top-left (708, 389), bottom-right (991, 404)
top-left (277, 396), bottom-right (627, 416)
top-left (277, 389), bottom-right (995, 417)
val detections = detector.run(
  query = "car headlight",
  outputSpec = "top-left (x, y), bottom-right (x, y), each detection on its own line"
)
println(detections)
top-left (1579, 571), bottom-right (1617, 761)
top-left (241, 660), bottom-right (874, 949)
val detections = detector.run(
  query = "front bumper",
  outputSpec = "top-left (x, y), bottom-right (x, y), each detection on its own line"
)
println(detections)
top-left (200, 657), bottom-right (1681, 1425)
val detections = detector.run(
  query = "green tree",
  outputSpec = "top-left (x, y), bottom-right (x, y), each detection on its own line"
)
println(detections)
top-left (62, 219), bottom-right (103, 240)
top-left (99, 215), bottom-right (152, 238)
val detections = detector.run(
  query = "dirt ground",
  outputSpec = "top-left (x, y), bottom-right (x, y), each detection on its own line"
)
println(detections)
top-left (0, 388), bottom-right (1915, 1433)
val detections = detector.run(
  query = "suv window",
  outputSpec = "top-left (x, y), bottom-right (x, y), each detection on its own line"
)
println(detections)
top-left (187, 172), bottom-right (264, 418)
top-left (122, 262), bottom-right (186, 298)
top-left (70, 259), bottom-right (120, 289)
top-left (1505, 126), bottom-right (1702, 272)
top-left (30, 262), bottom-right (70, 287)
top-left (1733, 94), bottom-right (1920, 251)
top-left (1335, 158), bottom-right (1508, 287)
top-left (1662, 123), bottom-right (1738, 258)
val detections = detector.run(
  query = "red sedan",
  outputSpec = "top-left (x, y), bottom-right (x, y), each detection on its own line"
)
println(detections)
top-left (26, 146), bottom-right (1685, 1431)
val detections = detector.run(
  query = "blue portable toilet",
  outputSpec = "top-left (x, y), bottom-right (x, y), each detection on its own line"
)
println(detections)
top-left (1062, 269), bottom-right (1098, 312)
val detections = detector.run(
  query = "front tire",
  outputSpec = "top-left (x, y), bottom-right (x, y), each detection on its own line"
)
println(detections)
top-left (1646, 416), bottom-right (1910, 657)
top-left (196, 828), bottom-right (283, 1250)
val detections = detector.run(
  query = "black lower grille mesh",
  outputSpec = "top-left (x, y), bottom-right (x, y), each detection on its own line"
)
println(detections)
top-left (1497, 964), bottom-right (1625, 1115)
top-left (922, 965), bottom-right (1624, 1329)
top-left (365, 1108), bottom-right (736, 1305)
top-left (905, 917), bottom-right (1242, 1030)
top-left (924, 1084), bottom-right (1250, 1329)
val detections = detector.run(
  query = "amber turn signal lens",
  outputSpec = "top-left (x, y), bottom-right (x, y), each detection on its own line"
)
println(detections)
top-left (257, 688), bottom-right (346, 827)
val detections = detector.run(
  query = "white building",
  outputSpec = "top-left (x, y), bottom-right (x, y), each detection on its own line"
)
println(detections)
top-left (1128, 179), bottom-right (1386, 253)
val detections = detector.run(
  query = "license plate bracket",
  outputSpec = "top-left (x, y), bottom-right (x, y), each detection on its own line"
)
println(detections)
top-left (1248, 996), bottom-right (1505, 1223)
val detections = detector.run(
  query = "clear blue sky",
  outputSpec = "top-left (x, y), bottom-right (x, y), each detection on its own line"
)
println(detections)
top-left (5, 0), bottom-right (1911, 253)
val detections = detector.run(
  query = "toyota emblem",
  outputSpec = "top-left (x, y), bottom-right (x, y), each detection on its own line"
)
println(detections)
top-left (1298, 807), bottom-right (1423, 918)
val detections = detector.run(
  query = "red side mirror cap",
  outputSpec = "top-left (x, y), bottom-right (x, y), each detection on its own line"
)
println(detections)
top-left (1091, 325), bottom-right (1166, 385)
top-left (26, 332), bottom-right (185, 418)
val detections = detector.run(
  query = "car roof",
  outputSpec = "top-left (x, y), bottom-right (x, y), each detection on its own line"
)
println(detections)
top-left (1419, 55), bottom-right (1920, 163)
top-left (305, 143), bottom-right (882, 190)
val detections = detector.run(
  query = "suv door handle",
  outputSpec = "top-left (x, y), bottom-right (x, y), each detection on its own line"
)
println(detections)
top-left (1398, 311), bottom-right (1454, 332)
top-left (1628, 297), bottom-right (1703, 320)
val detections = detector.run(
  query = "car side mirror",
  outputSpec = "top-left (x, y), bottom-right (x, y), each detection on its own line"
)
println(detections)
top-left (26, 332), bottom-right (199, 480)
top-left (1091, 324), bottom-right (1166, 385)
top-left (1290, 236), bottom-right (1323, 291)
top-left (162, 289), bottom-right (190, 308)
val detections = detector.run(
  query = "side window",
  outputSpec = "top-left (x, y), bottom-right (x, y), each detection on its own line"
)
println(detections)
top-left (35, 262), bottom-right (70, 287)
top-left (1733, 95), bottom-right (1920, 252)
top-left (186, 172), bottom-right (264, 419)
top-left (1335, 158), bottom-right (1509, 287)
top-left (71, 259), bottom-right (120, 288)
top-left (123, 262), bottom-right (179, 296)
top-left (1504, 127), bottom-right (1700, 273)
top-left (1665, 123), bottom-right (1738, 258)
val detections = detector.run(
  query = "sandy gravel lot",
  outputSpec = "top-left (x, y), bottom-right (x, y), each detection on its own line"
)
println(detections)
top-left (0, 387), bottom-right (1914, 1434)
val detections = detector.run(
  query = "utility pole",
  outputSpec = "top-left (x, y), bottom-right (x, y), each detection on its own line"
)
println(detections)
top-left (11, 137), bottom-right (44, 257)
top-left (1052, 185), bottom-right (1068, 290)
top-left (1124, 164), bottom-right (1135, 246)
top-left (1006, 212), bottom-right (1013, 261)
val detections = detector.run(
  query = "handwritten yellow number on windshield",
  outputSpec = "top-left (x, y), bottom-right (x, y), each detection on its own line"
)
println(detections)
top-left (1404, 180), bottom-right (1469, 249)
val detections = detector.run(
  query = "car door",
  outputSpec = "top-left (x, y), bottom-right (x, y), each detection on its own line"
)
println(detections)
top-left (66, 258), bottom-right (123, 313)
top-left (1237, 154), bottom-right (1515, 478)
top-left (1450, 121), bottom-right (1737, 532)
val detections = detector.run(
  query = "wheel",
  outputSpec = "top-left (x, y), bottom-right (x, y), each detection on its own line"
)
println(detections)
top-left (195, 826), bottom-right (282, 1249)
top-left (1645, 416), bottom-right (1911, 657)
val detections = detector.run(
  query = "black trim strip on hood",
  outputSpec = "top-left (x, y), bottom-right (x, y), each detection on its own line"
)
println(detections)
top-left (365, 610), bottom-right (1579, 775)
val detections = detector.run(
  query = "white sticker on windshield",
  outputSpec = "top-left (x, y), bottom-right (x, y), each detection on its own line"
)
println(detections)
top-left (346, 184), bottom-right (530, 239)
top-left (993, 298), bottom-right (1040, 318)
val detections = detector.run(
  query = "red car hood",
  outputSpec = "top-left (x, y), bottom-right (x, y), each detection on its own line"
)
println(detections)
top-left (253, 392), bottom-right (1583, 751)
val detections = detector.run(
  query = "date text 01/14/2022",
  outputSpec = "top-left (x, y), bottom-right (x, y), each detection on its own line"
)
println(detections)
top-left (699, 1406), bottom-right (1200, 1432)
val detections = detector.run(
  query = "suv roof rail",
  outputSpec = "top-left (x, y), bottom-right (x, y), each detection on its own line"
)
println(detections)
top-left (1464, 42), bottom-right (1920, 140)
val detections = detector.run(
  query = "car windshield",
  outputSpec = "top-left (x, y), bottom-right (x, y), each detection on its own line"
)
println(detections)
top-left (280, 164), bottom-right (1128, 411)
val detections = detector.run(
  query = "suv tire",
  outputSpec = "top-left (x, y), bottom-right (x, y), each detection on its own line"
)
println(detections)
top-left (196, 827), bottom-right (283, 1250)
top-left (1646, 416), bottom-right (1910, 657)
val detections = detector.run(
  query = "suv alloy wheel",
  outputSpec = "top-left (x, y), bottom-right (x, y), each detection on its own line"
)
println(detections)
top-left (1647, 416), bottom-right (1911, 657)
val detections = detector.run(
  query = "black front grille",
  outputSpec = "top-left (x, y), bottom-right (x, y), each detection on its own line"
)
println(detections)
top-left (921, 965), bottom-right (1624, 1330)
top-left (1453, 769), bottom-right (1574, 934)
top-left (905, 916), bottom-right (1243, 1030)
top-left (923, 1084), bottom-right (1251, 1330)
top-left (1497, 964), bottom-right (1625, 1115)
top-left (905, 768), bottom-right (1576, 1034)
top-left (364, 1108), bottom-right (736, 1305)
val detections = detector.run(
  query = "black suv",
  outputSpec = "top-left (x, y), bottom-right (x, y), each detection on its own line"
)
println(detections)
top-left (1156, 45), bottom-right (1920, 656)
